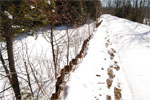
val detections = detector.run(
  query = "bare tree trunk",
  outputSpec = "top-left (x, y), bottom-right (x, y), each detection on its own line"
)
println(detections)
top-left (135, 0), bottom-right (138, 21)
top-left (115, 2), bottom-right (119, 16)
top-left (0, 50), bottom-right (11, 83)
top-left (141, 0), bottom-right (144, 20)
top-left (2, 22), bottom-right (21, 99)
top-left (66, 26), bottom-right (70, 66)
top-left (122, 0), bottom-right (126, 17)
top-left (24, 40), bottom-right (44, 95)
top-left (24, 62), bottom-right (34, 97)
top-left (148, 0), bottom-right (150, 18)
top-left (50, 25), bottom-right (57, 79)
top-left (5, 35), bottom-right (21, 99)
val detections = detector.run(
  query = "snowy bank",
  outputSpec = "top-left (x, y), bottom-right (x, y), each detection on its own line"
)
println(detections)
top-left (61, 14), bottom-right (150, 100)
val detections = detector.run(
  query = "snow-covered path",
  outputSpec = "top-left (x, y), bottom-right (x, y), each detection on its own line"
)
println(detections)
top-left (102, 15), bottom-right (150, 100)
top-left (61, 15), bottom-right (122, 100)
top-left (62, 22), bottom-right (112, 100)
top-left (61, 14), bottom-right (150, 100)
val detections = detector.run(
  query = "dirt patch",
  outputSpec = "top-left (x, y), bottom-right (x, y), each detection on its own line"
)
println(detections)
top-left (107, 68), bottom-right (115, 79)
top-left (98, 82), bottom-right (105, 84)
top-left (114, 87), bottom-right (122, 100)
top-left (106, 95), bottom-right (112, 100)
top-left (106, 43), bottom-right (109, 48)
top-left (114, 65), bottom-right (120, 71)
top-left (106, 79), bottom-right (113, 89)
top-left (105, 38), bottom-right (122, 100)
top-left (108, 52), bottom-right (115, 59)
top-left (111, 48), bottom-right (116, 53)
top-left (96, 74), bottom-right (101, 77)
top-left (114, 61), bottom-right (118, 64)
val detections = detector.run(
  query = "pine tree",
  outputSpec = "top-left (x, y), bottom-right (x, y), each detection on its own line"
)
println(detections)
top-left (0, 0), bottom-right (49, 99)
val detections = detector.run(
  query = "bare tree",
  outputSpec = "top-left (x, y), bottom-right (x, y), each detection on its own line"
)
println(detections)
top-left (3, 23), bottom-right (21, 99)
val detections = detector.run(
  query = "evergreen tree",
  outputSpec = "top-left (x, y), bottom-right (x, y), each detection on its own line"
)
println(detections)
top-left (55, 0), bottom-right (102, 26)
top-left (0, 0), bottom-right (49, 99)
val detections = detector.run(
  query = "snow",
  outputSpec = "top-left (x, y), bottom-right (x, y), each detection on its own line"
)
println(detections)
top-left (61, 14), bottom-right (150, 100)
top-left (4, 11), bottom-right (13, 19)
top-left (143, 18), bottom-right (150, 26)
top-left (12, 25), bottom-right (20, 28)
top-left (1, 13), bottom-right (150, 100)
top-left (47, 0), bottom-right (51, 5)
top-left (14, 25), bottom-right (92, 99)
top-left (0, 23), bottom-right (94, 99)
top-left (30, 5), bottom-right (35, 9)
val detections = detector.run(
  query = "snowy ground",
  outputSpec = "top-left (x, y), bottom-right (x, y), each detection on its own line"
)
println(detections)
top-left (0, 23), bottom-right (94, 99)
top-left (1, 14), bottom-right (150, 100)
top-left (61, 14), bottom-right (150, 100)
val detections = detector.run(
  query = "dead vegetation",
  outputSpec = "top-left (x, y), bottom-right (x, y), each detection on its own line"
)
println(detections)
top-left (96, 20), bottom-right (103, 28)
top-left (51, 36), bottom-right (91, 100)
